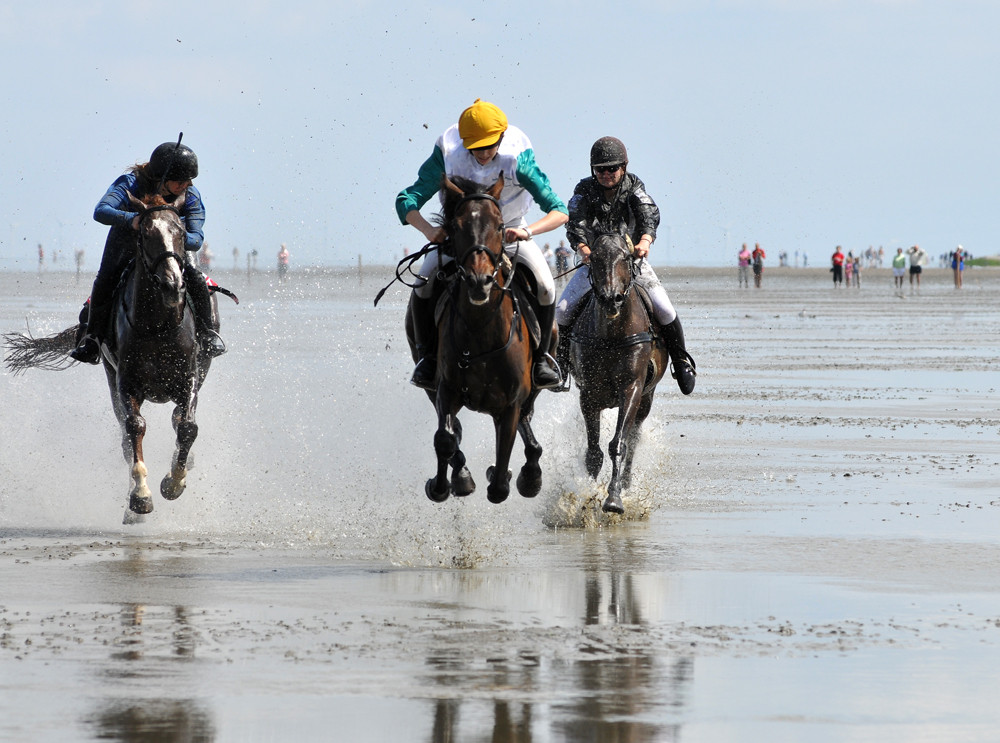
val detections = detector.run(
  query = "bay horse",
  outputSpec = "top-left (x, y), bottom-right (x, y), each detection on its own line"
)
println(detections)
top-left (568, 233), bottom-right (668, 514)
top-left (404, 173), bottom-right (547, 504)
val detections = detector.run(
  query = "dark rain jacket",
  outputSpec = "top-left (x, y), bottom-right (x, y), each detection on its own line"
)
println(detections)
top-left (565, 172), bottom-right (660, 251)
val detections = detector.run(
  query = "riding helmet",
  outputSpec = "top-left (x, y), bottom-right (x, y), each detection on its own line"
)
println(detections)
top-left (149, 142), bottom-right (199, 182)
top-left (458, 99), bottom-right (508, 150)
top-left (590, 136), bottom-right (628, 168)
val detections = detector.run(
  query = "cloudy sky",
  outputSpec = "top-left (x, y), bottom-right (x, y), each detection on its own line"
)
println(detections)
top-left (2, 0), bottom-right (996, 270)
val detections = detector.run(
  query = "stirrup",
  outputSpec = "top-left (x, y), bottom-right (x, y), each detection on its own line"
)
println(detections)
top-left (532, 353), bottom-right (562, 390)
top-left (201, 329), bottom-right (227, 358)
top-left (69, 336), bottom-right (101, 365)
top-left (410, 357), bottom-right (436, 391)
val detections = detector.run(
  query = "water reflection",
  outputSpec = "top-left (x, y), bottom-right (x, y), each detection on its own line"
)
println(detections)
top-left (421, 532), bottom-right (693, 742)
top-left (83, 546), bottom-right (217, 742)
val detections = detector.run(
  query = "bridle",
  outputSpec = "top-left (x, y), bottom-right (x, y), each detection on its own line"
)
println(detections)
top-left (588, 234), bottom-right (638, 301)
top-left (135, 204), bottom-right (186, 289)
top-left (449, 192), bottom-right (514, 290)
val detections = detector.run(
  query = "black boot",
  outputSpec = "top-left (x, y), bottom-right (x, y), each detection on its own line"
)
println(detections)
top-left (410, 294), bottom-right (438, 390)
top-left (661, 317), bottom-right (696, 395)
top-left (552, 324), bottom-right (572, 392)
top-left (532, 304), bottom-right (562, 390)
top-left (186, 265), bottom-right (226, 358)
top-left (69, 299), bottom-right (108, 365)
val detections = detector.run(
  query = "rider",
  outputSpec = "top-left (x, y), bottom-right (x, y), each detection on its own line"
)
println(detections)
top-left (554, 136), bottom-right (697, 395)
top-left (70, 140), bottom-right (226, 364)
top-left (395, 99), bottom-right (568, 390)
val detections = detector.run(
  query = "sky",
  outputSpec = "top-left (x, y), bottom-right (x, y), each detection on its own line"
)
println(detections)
top-left (1, 0), bottom-right (997, 271)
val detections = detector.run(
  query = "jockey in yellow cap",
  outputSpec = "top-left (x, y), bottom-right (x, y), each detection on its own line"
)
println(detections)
top-left (396, 99), bottom-right (568, 390)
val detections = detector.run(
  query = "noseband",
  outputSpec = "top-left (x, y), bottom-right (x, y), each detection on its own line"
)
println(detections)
top-left (136, 204), bottom-right (186, 286)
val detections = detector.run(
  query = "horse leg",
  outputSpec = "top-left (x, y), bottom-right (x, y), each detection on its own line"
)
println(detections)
top-left (603, 382), bottom-right (644, 515)
top-left (449, 417), bottom-right (476, 496)
top-left (121, 396), bottom-right (153, 515)
top-left (620, 393), bottom-right (654, 491)
top-left (427, 406), bottom-right (459, 503)
top-left (486, 406), bottom-right (519, 504)
top-left (161, 392), bottom-right (198, 501)
top-left (581, 397), bottom-right (604, 480)
top-left (515, 395), bottom-right (543, 498)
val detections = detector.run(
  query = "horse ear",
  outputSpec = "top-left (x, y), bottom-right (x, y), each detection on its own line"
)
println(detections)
top-left (488, 172), bottom-right (504, 200)
top-left (442, 176), bottom-right (464, 198)
top-left (127, 193), bottom-right (145, 212)
top-left (171, 191), bottom-right (186, 209)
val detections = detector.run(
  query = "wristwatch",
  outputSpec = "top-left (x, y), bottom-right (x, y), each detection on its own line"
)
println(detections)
top-left (522, 227), bottom-right (533, 240)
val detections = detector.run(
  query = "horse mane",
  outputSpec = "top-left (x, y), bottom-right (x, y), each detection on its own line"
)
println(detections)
top-left (139, 192), bottom-right (168, 207)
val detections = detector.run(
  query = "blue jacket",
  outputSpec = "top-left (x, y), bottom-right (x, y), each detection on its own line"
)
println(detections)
top-left (94, 172), bottom-right (205, 252)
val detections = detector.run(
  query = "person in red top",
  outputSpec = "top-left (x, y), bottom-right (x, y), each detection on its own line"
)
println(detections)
top-left (751, 242), bottom-right (766, 288)
top-left (831, 245), bottom-right (845, 287)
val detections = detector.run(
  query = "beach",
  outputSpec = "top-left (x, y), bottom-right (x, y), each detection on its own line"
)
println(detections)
top-left (2, 264), bottom-right (999, 742)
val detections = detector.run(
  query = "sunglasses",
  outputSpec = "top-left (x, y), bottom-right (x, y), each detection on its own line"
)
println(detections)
top-left (593, 164), bottom-right (621, 174)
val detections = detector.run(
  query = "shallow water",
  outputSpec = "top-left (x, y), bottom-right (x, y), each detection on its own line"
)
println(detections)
top-left (2, 266), bottom-right (1000, 741)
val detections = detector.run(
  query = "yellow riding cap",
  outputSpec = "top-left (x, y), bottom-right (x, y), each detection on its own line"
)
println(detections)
top-left (458, 99), bottom-right (508, 149)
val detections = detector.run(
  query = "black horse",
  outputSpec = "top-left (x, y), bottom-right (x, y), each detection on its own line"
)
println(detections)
top-left (5, 191), bottom-right (219, 521)
top-left (568, 233), bottom-right (668, 514)
top-left (404, 174), bottom-right (549, 504)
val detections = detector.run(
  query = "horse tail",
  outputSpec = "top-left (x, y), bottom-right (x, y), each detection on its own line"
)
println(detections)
top-left (3, 325), bottom-right (80, 375)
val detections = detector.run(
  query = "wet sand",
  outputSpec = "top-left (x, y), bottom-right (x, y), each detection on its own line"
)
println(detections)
top-left (2, 265), bottom-right (999, 741)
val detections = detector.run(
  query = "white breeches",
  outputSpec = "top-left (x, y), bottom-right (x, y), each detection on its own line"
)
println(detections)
top-left (414, 233), bottom-right (556, 306)
top-left (556, 259), bottom-right (676, 326)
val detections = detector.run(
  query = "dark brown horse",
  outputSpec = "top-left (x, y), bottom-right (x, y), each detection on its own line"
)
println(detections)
top-left (5, 191), bottom-right (217, 522)
top-left (405, 173), bottom-right (547, 504)
top-left (104, 191), bottom-right (217, 519)
top-left (568, 233), bottom-right (668, 514)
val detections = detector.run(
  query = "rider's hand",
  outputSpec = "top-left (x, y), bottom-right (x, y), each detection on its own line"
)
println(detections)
top-left (634, 241), bottom-right (650, 259)
top-left (504, 227), bottom-right (531, 243)
top-left (131, 215), bottom-right (141, 230)
top-left (424, 226), bottom-right (447, 244)
top-left (578, 244), bottom-right (591, 264)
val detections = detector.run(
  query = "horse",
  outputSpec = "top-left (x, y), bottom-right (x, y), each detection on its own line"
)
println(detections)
top-left (4, 191), bottom-right (218, 522)
top-left (567, 233), bottom-right (668, 514)
top-left (404, 173), bottom-right (549, 504)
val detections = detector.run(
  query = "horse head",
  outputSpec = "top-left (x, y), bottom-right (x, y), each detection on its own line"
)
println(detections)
top-left (588, 233), bottom-right (635, 318)
top-left (442, 173), bottom-right (505, 306)
top-left (128, 192), bottom-right (187, 308)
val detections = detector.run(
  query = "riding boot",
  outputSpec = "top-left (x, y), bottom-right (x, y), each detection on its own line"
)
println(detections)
top-left (532, 303), bottom-right (562, 390)
top-left (185, 265), bottom-right (226, 358)
top-left (410, 294), bottom-right (438, 390)
top-left (70, 298), bottom-right (109, 365)
top-left (552, 324), bottom-right (572, 392)
top-left (661, 317), bottom-right (696, 395)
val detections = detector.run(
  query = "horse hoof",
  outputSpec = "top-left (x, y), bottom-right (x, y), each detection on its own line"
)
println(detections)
top-left (602, 494), bottom-right (624, 514)
top-left (129, 493), bottom-right (154, 515)
top-left (486, 466), bottom-right (512, 504)
top-left (516, 467), bottom-right (542, 498)
top-left (451, 467), bottom-right (476, 496)
top-left (160, 474), bottom-right (186, 501)
top-left (425, 478), bottom-right (451, 503)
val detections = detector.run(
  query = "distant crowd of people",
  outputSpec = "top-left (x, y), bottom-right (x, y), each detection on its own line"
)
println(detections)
top-left (735, 243), bottom-right (974, 292)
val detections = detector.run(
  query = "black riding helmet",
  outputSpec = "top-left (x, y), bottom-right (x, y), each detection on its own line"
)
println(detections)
top-left (590, 136), bottom-right (628, 169)
top-left (149, 142), bottom-right (199, 182)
